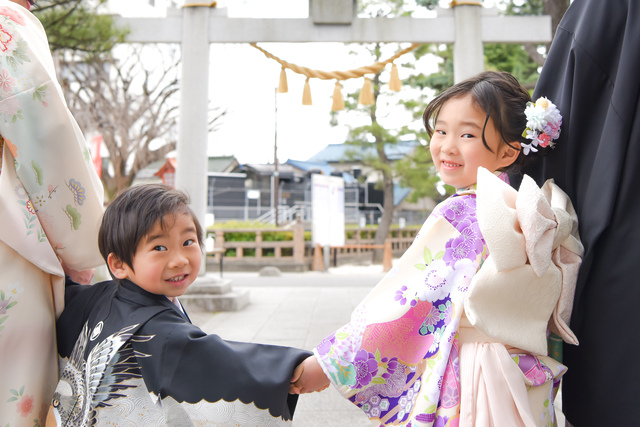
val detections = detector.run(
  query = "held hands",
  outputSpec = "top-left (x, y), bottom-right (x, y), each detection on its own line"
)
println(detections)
top-left (289, 355), bottom-right (330, 394)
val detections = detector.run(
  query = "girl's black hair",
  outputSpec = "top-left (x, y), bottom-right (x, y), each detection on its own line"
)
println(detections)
top-left (423, 71), bottom-right (532, 173)
top-left (98, 184), bottom-right (204, 274)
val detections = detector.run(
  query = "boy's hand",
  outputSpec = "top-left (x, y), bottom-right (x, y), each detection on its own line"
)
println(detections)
top-left (289, 355), bottom-right (330, 394)
top-left (289, 362), bottom-right (305, 394)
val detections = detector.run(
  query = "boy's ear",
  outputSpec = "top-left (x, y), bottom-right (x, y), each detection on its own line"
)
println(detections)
top-left (107, 253), bottom-right (130, 280)
top-left (499, 143), bottom-right (520, 168)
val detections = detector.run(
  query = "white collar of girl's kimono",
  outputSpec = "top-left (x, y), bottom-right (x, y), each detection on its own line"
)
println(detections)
top-left (454, 170), bottom-right (510, 195)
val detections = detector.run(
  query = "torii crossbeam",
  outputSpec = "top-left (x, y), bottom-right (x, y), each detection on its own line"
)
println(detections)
top-left (115, 0), bottom-right (551, 275)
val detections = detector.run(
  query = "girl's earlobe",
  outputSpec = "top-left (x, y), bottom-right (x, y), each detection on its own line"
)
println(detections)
top-left (500, 143), bottom-right (520, 167)
top-left (107, 253), bottom-right (129, 280)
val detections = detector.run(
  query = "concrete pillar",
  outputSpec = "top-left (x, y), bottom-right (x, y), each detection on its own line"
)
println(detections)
top-left (293, 218), bottom-right (305, 264)
top-left (452, 1), bottom-right (484, 83)
top-left (177, 2), bottom-right (210, 275)
top-left (310, 0), bottom-right (356, 24)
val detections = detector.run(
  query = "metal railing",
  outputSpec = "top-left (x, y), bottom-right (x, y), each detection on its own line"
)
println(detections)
top-left (255, 204), bottom-right (312, 225)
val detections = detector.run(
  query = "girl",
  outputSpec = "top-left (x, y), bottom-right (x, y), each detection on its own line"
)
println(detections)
top-left (291, 71), bottom-right (583, 426)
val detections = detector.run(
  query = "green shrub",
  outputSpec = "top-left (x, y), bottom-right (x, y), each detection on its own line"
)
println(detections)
top-left (223, 232), bottom-right (256, 242)
top-left (263, 231), bottom-right (293, 241)
top-left (262, 248), bottom-right (275, 257)
top-left (210, 224), bottom-right (418, 247)
top-left (210, 220), bottom-right (269, 230)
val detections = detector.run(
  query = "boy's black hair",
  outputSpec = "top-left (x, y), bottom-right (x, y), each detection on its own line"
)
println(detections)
top-left (423, 71), bottom-right (532, 173)
top-left (98, 184), bottom-right (204, 273)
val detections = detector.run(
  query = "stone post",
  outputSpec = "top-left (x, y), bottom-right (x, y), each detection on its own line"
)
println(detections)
top-left (255, 230), bottom-right (263, 258)
top-left (293, 218), bottom-right (305, 264)
top-left (452, 1), bottom-right (484, 83)
top-left (177, 2), bottom-right (211, 275)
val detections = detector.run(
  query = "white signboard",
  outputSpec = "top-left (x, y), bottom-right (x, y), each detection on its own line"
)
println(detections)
top-left (311, 174), bottom-right (345, 247)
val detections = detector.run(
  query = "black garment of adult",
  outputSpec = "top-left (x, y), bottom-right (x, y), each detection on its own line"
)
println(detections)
top-left (517, 0), bottom-right (640, 424)
top-left (55, 279), bottom-right (311, 425)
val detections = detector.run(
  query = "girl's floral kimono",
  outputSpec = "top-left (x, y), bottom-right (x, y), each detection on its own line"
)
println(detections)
top-left (315, 168), bottom-right (583, 427)
top-left (0, 2), bottom-right (104, 425)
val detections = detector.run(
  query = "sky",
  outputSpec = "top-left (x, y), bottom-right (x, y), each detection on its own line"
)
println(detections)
top-left (208, 42), bottom-right (359, 165)
top-left (206, 0), bottom-right (417, 165)
top-left (108, 0), bottom-right (508, 165)
top-left (105, 0), bottom-right (446, 164)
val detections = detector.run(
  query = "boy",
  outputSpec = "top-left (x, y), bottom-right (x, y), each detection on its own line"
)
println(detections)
top-left (53, 184), bottom-right (311, 425)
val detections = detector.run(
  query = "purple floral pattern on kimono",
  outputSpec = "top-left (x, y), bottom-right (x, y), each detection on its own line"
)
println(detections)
top-left (314, 180), bottom-right (565, 426)
top-left (315, 193), bottom-right (485, 426)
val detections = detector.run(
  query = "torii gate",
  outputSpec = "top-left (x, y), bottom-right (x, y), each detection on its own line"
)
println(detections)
top-left (116, 0), bottom-right (551, 276)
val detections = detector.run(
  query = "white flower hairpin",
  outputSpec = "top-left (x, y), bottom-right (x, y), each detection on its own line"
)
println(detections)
top-left (521, 97), bottom-right (562, 155)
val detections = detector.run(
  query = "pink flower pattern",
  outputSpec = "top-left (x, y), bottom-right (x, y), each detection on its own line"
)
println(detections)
top-left (16, 394), bottom-right (34, 417)
top-left (0, 6), bottom-right (26, 26)
top-left (538, 132), bottom-right (551, 147)
top-left (0, 94), bottom-right (19, 115)
top-left (0, 68), bottom-right (15, 93)
top-left (0, 23), bottom-right (16, 54)
top-left (25, 199), bottom-right (35, 214)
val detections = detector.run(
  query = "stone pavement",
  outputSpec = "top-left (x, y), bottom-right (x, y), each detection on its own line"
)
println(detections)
top-left (189, 264), bottom-right (566, 427)
top-left (189, 265), bottom-right (384, 426)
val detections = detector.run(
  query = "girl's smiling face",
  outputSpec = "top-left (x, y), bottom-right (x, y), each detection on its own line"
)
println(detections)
top-left (429, 94), bottom-right (517, 190)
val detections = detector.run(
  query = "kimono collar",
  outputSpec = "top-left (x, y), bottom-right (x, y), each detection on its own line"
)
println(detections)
top-left (118, 279), bottom-right (167, 303)
top-left (118, 279), bottom-right (191, 321)
top-left (455, 170), bottom-right (510, 195)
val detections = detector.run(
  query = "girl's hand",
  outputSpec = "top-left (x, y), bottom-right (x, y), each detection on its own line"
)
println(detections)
top-left (289, 355), bottom-right (330, 394)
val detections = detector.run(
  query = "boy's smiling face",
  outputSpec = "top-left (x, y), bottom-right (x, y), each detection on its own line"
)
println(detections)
top-left (108, 213), bottom-right (202, 298)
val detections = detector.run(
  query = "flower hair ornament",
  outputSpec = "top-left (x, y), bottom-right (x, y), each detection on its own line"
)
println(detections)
top-left (521, 97), bottom-right (562, 155)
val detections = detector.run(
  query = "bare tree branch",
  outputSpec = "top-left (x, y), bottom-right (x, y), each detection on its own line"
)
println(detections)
top-left (58, 44), bottom-right (226, 198)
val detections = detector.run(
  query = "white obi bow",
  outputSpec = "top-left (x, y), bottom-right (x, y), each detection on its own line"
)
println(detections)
top-left (465, 168), bottom-right (583, 356)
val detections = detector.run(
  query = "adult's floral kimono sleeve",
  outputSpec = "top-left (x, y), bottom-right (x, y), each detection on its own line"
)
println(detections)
top-left (314, 191), bottom-right (485, 426)
top-left (0, 3), bottom-right (103, 424)
top-left (0, 2), bottom-right (104, 282)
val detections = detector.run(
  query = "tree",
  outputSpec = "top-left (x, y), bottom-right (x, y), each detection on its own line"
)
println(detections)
top-left (413, 0), bottom-right (569, 90)
top-left (35, 1), bottom-right (226, 198)
top-left (498, 0), bottom-right (570, 67)
top-left (336, 2), bottom-right (442, 262)
top-left (60, 46), bottom-right (177, 197)
top-left (340, 0), bottom-right (572, 258)
top-left (33, 0), bottom-right (127, 55)
top-left (484, 43), bottom-right (540, 90)
top-left (60, 45), bottom-right (226, 198)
